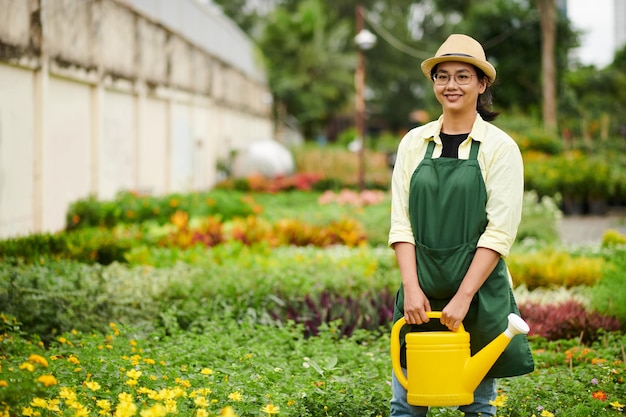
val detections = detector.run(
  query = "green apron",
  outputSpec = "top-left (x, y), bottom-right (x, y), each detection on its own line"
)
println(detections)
top-left (393, 139), bottom-right (534, 378)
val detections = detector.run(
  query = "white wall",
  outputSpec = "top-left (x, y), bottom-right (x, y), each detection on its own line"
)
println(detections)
top-left (0, 0), bottom-right (273, 238)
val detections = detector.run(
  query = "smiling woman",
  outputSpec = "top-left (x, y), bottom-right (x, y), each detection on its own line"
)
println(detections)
top-left (388, 34), bottom-right (534, 417)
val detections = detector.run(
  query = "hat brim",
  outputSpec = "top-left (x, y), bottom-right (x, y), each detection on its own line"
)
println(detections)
top-left (421, 55), bottom-right (496, 86)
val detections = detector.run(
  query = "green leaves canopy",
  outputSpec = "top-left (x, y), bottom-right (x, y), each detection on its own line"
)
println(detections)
top-left (259, 0), bottom-right (356, 138)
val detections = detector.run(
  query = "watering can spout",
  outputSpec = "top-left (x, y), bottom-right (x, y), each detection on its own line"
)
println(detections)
top-left (464, 313), bottom-right (530, 391)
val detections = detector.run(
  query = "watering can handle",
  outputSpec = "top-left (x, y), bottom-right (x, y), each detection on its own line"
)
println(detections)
top-left (390, 312), bottom-right (465, 390)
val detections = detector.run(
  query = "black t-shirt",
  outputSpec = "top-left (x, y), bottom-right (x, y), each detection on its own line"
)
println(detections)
top-left (440, 132), bottom-right (469, 158)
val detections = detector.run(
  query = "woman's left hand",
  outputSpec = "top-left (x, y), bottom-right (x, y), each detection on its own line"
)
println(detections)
top-left (440, 294), bottom-right (472, 331)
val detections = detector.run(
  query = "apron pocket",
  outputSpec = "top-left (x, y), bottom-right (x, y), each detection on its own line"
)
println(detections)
top-left (415, 240), bottom-right (476, 299)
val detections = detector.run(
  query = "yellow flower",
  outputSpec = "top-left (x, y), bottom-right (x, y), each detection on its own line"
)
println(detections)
top-left (74, 405), bottom-right (90, 417)
top-left (261, 403), bottom-right (280, 415)
top-left (28, 354), bottom-right (49, 367)
top-left (220, 406), bottom-right (238, 417)
top-left (30, 398), bottom-right (48, 408)
top-left (196, 410), bottom-right (209, 417)
top-left (200, 368), bottom-right (214, 375)
top-left (540, 411), bottom-right (555, 417)
top-left (45, 399), bottom-right (60, 411)
top-left (140, 403), bottom-right (167, 417)
top-left (0, 380), bottom-right (7, 387)
top-left (194, 396), bottom-right (210, 408)
top-left (489, 394), bottom-right (507, 407)
top-left (19, 362), bottom-right (35, 372)
top-left (126, 378), bottom-right (138, 387)
top-left (126, 369), bottom-right (142, 379)
top-left (610, 401), bottom-right (625, 410)
top-left (68, 355), bottom-right (80, 365)
top-left (228, 391), bottom-right (243, 401)
top-left (84, 380), bottom-right (101, 391)
top-left (21, 407), bottom-right (35, 416)
top-left (37, 374), bottom-right (58, 387)
top-left (96, 399), bottom-right (112, 412)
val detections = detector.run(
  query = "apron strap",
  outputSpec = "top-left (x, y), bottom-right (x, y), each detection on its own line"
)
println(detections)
top-left (469, 139), bottom-right (480, 160)
top-left (424, 139), bottom-right (436, 159)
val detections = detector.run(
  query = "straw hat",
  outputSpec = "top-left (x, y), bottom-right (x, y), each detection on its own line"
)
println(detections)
top-left (421, 34), bottom-right (496, 85)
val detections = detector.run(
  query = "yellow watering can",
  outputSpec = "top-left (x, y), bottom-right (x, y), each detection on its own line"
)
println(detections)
top-left (391, 311), bottom-right (529, 406)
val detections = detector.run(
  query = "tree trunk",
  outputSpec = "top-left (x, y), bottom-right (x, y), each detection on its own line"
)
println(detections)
top-left (535, 0), bottom-right (558, 133)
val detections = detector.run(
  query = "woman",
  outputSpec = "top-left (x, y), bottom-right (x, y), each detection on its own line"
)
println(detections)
top-left (388, 34), bottom-right (534, 417)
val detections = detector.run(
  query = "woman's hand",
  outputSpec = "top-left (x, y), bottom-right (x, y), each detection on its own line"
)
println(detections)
top-left (403, 283), bottom-right (431, 324)
top-left (441, 293), bottom-right (472, 331)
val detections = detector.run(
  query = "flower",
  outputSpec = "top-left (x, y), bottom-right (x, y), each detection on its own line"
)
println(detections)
top-left (592, 390), bottom-right (608, 401)
top-left (200, 368), bottom-right (213, 375)
top-left (194, 396), bottom-right (210, 408)
top-left (261, 403), bottom-right (280, 415)
top-left (540, 410), bottom-right (555, 417)
top-left (610, 401), bottom-right (624, 410)
top-left (84, 380), bottom-right (101, 391)
top-left (228, 391), bottom-right (243, 401)
top-left (0, 380), bottom-right (7, 387)
top-left (126, 369), bottom-right (142, 379)
top-left (37, 374), bottom-right (58, 387)
top-left (28, 354), bottom-right (49, 367)
top-left (590, 378), bottom-right (599, 385)
top-left (140, 403), bottom-right (167, 417)
top-left (489, 395), bottom-right (507, 407)
top-left (220, 406), bottom-right (238, 417)
top-left (19, 362), bottom-right (35, 372)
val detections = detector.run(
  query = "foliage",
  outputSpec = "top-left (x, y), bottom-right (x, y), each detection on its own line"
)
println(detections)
top-left (66, 190), bottom-right (256, 230)
top-left (2, 315), bottom-right (625, 417)
top-left (523, 150), bottom-right (624, 213)
top-left (507, 248), bottom-right (605, 290)
top-left (515, 191), bottom-right (561, 244)
top-left (291, 144), bottom-right (392, 189)
top-left (0, 227), bottom-right (135, 265)
top-left (259, 0), bottom-right (356, 138)
top-left (519, 300), bottom-right (621, 343)
top-left (0, 317), bottom-right (392, 416)
top-left (591, 247), bottom-right (626, 326)
top-left (497, 333), bottom-right (626, 417)
top-left (0, 246), bottom-right (400, 342)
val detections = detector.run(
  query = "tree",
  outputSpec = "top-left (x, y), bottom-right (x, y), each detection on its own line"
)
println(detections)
top-left (535, 0), bottom-right (558, 132)
top-left (258, 0), bottom-right (356, 138)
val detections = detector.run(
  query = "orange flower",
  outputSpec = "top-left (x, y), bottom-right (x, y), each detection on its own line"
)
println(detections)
top-left (592, 391), bottom-right (608, 401)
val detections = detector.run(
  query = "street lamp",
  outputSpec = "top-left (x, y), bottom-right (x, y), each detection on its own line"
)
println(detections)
top-left (354, 5), bottom-right (376, 191)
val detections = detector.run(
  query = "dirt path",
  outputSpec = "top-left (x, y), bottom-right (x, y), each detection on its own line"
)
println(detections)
top-left (558, 213), bottom-right (626, 245)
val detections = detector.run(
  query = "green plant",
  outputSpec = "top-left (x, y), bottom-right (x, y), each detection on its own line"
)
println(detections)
top-left (516, 191), bottom-right (561, 243)
top-left (507, 249), bottom-right (605, 289)
top-left (591, 248), bottom-right (626, 325)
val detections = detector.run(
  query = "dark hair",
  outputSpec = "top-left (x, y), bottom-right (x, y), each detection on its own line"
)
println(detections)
top-left (430, 65), bottom-right (499, 122)
top-left (474, 67), bottom-right (499, 121)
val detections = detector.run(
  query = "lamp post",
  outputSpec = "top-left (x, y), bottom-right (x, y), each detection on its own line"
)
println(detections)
top-left (354, 5), bottom-right (376, 191)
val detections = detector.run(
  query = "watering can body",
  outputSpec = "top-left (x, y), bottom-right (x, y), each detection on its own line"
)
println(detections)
top-left (391, 311), bottom-right (529, 406)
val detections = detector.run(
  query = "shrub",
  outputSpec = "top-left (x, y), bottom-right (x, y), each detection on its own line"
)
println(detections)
top-left (591, 248), bottom-right (626, 325)
top-left (519, 300), bottom-right (621, 343)
top-left (66, 190), bottom-right (257, 230)
top-left (516, 191), bottom-right (561, 243)
top-left (507, 249), bottom-right (604, 289)
top-left (0, 228), bottom-right (135, 265)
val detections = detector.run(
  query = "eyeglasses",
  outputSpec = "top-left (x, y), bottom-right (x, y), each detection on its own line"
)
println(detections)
top-left (432, 71), bottom-right (477, 86)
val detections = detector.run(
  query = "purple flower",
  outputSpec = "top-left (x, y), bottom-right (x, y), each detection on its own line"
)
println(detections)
top-left (591, 378), bottom-right (599, 385)
top-left (537, 405), bottom-right (544, 411)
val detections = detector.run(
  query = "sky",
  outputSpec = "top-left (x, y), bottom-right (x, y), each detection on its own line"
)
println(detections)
top-left (567, 0), bottom-right (616, 67)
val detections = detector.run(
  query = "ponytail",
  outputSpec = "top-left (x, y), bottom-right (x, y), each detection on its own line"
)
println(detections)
top-left (475, 67), bottom-right (499, 121)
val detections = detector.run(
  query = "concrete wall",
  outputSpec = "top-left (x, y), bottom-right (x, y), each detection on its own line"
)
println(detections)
top-left (0, 0), bottom-right (272, 238)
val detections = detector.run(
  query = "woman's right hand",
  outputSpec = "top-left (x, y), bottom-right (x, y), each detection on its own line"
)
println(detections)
top-left (403, 283), bottom-right (431, 324)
